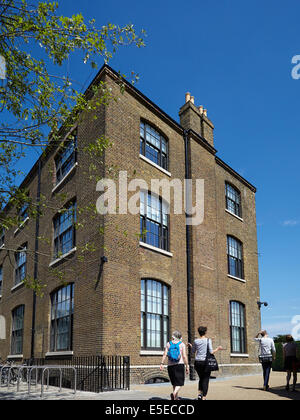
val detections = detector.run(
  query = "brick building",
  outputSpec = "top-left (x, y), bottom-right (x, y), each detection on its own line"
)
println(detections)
top-left (0, 65), bottom-right (261, 383)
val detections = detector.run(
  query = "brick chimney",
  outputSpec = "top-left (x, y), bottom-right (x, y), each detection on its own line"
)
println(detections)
top-left (179, 93), bottom-right (214, 147)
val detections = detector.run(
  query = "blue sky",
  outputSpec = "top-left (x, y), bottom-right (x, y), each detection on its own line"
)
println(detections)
top-left (13, 0), bottom-right (300, 338)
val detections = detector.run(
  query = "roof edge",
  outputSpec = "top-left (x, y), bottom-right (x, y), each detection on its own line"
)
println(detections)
top-left (216, 156), bottom-right (257, 193)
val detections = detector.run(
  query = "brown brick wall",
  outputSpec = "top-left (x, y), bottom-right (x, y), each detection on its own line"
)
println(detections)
top-left (101, 74), bottom-right (188, 366)
top-left (0, 65), bottom-right (261, 385)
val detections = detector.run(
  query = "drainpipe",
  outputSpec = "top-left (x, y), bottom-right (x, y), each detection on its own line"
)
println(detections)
top-left (30, 158), bottom-right (41, 362)
top-left (183, 129), bottom-right (194, 380)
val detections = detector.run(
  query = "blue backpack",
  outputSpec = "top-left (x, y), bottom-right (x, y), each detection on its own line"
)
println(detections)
top-left (167, 341), bottom-right (182, 363)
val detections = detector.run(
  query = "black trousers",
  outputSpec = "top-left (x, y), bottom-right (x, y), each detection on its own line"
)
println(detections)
top-left (194, 361), bottom-right (211, 397)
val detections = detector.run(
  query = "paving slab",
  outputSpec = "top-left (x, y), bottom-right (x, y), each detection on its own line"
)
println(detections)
top-left (0, 372), bottom-right (299, 400)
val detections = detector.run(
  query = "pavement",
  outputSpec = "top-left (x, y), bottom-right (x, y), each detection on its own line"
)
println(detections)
top-left (0, 371), bottom-right (299, 400)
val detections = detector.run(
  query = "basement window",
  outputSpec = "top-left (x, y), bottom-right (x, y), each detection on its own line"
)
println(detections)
top-left (145, 377), bottom-right (169, 385)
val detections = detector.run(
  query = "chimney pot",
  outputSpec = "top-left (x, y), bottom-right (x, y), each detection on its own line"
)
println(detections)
top-left (179, 97), bottom-right (214, 147)
top-left (190, 96), bottom-right (195, 104)
top-left (185, 92), bottom-right (191, 103)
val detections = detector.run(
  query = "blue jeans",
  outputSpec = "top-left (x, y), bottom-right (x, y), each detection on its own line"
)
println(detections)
top-left (262, 361), bottom-right (272, 388)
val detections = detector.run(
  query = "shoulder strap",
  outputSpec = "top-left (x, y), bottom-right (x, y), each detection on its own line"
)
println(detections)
top-left (206, 338), bottom-right (210, 354)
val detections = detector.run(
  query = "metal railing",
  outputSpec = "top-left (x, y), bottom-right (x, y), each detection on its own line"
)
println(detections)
top-left (0, 363), bottom-right (77, 397)
top-left (25, 355), bottom-right (130, 393)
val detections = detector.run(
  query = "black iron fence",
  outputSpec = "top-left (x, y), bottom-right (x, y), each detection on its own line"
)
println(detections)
top-left (24, 355), bottom-right (130, 393)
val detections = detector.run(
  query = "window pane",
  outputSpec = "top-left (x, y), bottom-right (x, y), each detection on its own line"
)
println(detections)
top-left (163, 317), bottom-right (168, 346)
top-left (140, 123), bottom-right (168, 170)
top-left (0, 266), bottom-right (2, 295)
top-left (11, 306), bottom-right (24, 355)
top-left (53, 202), bottom-right (76, 258)
top-left (140, 122), bottom-right (145, 138)
top-left (162, 200), bottom-right (169, 227)
top-left (230, 302), bottom-right (246, 354)
top-left (141, 280), bottom-right (145, 312)
top-left (18, 202), bottom-right (29, 222)
top-left (141, 313), bottom-right (144, 347)
top-left (231, 326), bottom-right (240, 352)
top-left (146, 143), bottom-right (160, 165)
top-left (226, 183), bottom-right (241, 217)
top-left (146, 220), bottom-right (159, 248)
top-left (227, 236), bottom-right (243, 278)
top-left (0, 228), bottom-right (4, 247)
top-left (147, 194), bottom-right (161, 223)
top-left (141, 279), bottom-right (169, 349)
top-left (140, 192), bottom-right (169, 251)
top-left (50, 284), bottom-right (74, 352)
top-left (55, 139), bottom-right (76, 184)
top-left (15, 246), bottom-right (27, 285)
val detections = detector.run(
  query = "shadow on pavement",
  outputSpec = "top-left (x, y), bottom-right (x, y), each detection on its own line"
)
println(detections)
top-left (268, 387), bottom-right (300, 400)
top-left (0, 390), bottom-right (74, 400)
top-left (149, 397), bottom-right (196, 401)
top-left (232, 385), bottom-right (300, 400)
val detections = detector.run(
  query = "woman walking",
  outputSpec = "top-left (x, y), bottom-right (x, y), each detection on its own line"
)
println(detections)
top-left (189, 326), bottom-right (223, 400)
top-left (283, 335), bottom-right (298, 392)
top-left (254, 330), bottom-right (276, 391)
top-left (160, 331), bottom-right (189, 400)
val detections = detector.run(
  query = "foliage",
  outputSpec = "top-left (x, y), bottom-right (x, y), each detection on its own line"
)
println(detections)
top-left (0, 0), bottom-right (146, 293)
top-left (273, 341), bottom-right (300, 372)
top-left (273, 334), bottom-right (289, 344)
top-left (0, 0), bottom-right (145, 206)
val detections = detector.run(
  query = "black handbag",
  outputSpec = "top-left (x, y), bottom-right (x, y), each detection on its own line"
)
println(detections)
top-left (258, 355), bottom-right (273, 364)
top-left (204, 339), bottom-right (219, 373)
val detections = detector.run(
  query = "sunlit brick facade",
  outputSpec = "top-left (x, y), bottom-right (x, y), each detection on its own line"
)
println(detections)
top-left (0, 65), bottom-right (261, 383)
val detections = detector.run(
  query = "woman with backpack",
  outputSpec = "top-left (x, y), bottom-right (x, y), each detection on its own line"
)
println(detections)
top-left (160, 331), bottom-right (189, 400)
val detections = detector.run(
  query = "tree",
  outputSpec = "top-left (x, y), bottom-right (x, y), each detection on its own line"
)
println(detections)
top-left (0, 0), bottom-right (145, 204)
top-left (0, 0), bottom-right (146, 293)
top-left (273, 335), bottom-right (287, 344)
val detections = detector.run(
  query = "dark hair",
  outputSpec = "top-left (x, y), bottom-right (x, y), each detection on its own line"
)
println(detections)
top-left (286, 335), bottom-right (294, 342)
top-left (198, 326), bottom-right (207, 337)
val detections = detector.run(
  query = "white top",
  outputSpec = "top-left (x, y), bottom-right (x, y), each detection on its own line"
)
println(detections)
top-left (254, 337), bottom-right (276, 356)
top-left (192, 338), bottom-right (213, 361)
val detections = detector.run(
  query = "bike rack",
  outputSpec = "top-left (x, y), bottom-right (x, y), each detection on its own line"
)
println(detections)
top-left (7, 366), bottom-right (16, 389)
top-left (17, 366), bottom-right (38, 392)
top-left (1, 364), bottom-right (77, 398)
top-left (27, 366), bottom-right (39, 394)
top-left (40, 366), bottom-right (77, 398)
top-left (0, 365), bottom-right (11, 387)
top-left (0, 365), bottom-right (18, 389)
